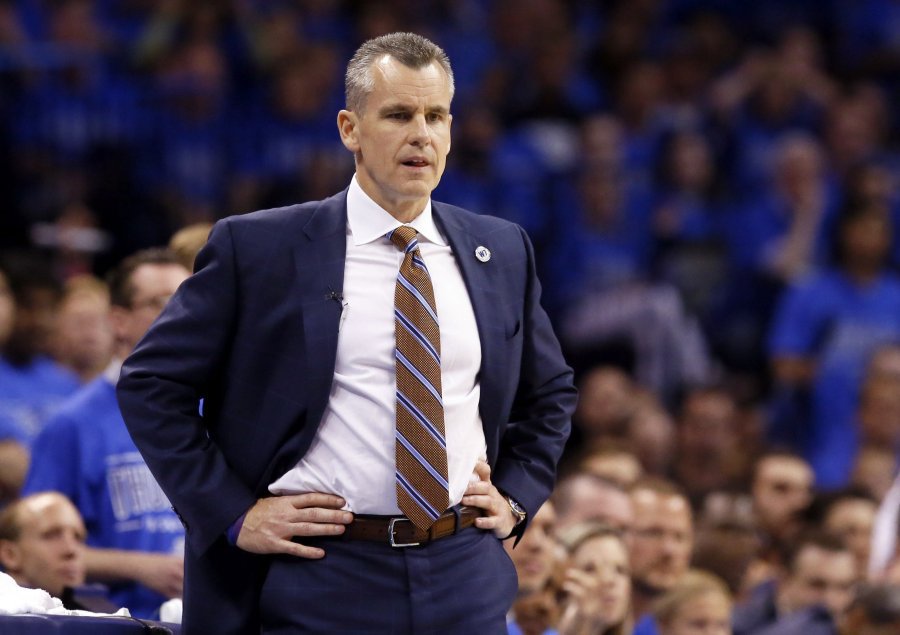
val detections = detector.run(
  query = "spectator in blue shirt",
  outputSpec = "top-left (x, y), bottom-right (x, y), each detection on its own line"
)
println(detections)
top-left (0, 255), bottom-right (80, 447)
top-left (768, 201), bottom-right (900, 486)
top-left (24, 248), bottom-right (188, 619)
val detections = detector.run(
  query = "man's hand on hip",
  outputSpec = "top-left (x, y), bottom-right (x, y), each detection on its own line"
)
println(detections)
top-left (462, 460), bottom-right (518, 539)
top-left (236, 493), bottom-right (353, 559)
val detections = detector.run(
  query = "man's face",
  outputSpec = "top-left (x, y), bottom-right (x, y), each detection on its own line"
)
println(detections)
top-left (112, 263), bottom-right (189, 351)
top-left (11, 287), bottom-right (59, 357)
top-left (505, 502), bottom-right (557, 595)
top-left (752, 456), bottom-right (813, 536)
top-left (629, 489), bottom-right (693, 593)
top-left (825, 498), bottom-right (877, 574)
top-left (580, 452), bottom-right (642, 489)
top-left (556, 476), bottom-right (634, 536)
top-left (0, 495), bottom-right (86, 596)
top-left (678, 392), bottom-right (737, 458)
top-left (780, 545), bottom-right (858, 618)
top-left (337, 56), bottom-right (452, 220)
top-left (56, 292), bottom-right (113, 371)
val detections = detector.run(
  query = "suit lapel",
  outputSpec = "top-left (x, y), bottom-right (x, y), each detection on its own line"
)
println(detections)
top-left (293, 191), bottom-right (348, 431)
top-left (433, 203), bottom-right (504, 439)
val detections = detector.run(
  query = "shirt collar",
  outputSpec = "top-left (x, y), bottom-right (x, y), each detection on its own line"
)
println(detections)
top-left (346, 175), bottom-right (447, 247)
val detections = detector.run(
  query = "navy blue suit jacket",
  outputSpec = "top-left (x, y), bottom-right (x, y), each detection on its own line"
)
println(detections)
top-left (117, 190), bottom-right (576, 633)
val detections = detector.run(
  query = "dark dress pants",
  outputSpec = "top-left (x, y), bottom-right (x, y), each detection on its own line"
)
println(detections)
top-left (259, 526), bottom-right (518, 634)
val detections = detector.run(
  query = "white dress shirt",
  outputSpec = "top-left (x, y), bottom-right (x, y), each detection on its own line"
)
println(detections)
top-left (269, 176), bottom-right (486, 514)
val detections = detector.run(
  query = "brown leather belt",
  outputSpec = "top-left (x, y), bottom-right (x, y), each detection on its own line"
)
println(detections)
top-left (342, 506), bottom-right (482, 547)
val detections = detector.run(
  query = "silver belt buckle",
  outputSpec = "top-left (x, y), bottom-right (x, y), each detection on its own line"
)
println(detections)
top-left (388, 517), bottom-right (420, 547)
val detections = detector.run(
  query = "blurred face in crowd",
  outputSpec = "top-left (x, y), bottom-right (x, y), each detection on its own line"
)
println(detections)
top-left (628, 404), bottom-right (676, 475)
top-left (567, 534), bottom-right (631, 628)
top-left (840, 209), bottom-right (892, 270)
top-left (580, 450), bottom-right (643, 489)
top-left (678, 391), bottom-right (737, 460)
top-left (752, 455), bottom-right (813, 538)
top-left (779, 544), bottom-right (858, 618)
top-left (55, 287), bottom-right (113, 378)
top-left (506, 501), bottom-right (558, 596)
top-left (668, 132), bottom-right (713, 193)
top-left (575, 367), bottom-right (635, 437)
top-left (8, 285), bottom-right (60, 359)
top-left (694, 492), bottom-right (760, 587)
top-left (338, 56), bottom-right (452, 221)
top-left (824, 498), bottom-right (877, 576)
top-left (0, 270), bottom-right (13, 347)
top-left (630, 489), bottom-right (694, 593)
top-left (661, 590), bottom-right (732, 635)
top-left (851, 446), bottom-right (895, 501)
top-left (859, 378), bottom-right (900, 447)
top-left (555, 474), bottom-right (634, 537)
top-left (111, 263), bottom-right (189, 353)
top-left (0, 493), bottom-right (86, 597)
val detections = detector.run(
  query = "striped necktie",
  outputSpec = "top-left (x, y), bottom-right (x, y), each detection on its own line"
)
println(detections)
top-left (388, 225), bottom-right (449, 530)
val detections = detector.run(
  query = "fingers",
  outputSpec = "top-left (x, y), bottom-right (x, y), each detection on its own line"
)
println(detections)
top-left (285, 493), bottom-right (347, 510)
top-left (277, 538), bottom-right (326, 560)
top-left (236, 494), bottom-right (355, 556)
top-left (472, 459), bottom-right (491, 482)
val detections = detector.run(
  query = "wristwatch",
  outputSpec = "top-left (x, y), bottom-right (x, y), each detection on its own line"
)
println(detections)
top-left (505, 495), bottom-right (527, 527)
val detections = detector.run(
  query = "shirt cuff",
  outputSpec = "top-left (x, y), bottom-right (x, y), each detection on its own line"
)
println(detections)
top-left (226, 511), bottom-right (248, 546)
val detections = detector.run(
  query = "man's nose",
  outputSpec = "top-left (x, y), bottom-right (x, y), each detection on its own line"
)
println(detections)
top-left (60, 532), bottom-right (83, 555)
top-left (408, 115), bottom-right (430, 145)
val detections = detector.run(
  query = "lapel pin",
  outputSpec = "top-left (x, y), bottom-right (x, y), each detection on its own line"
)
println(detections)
top-left (475, 246), bottom-right (491, 263)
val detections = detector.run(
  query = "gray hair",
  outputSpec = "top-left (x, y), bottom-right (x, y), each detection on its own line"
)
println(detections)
top-left (345, 32), bottom-right (454, 113)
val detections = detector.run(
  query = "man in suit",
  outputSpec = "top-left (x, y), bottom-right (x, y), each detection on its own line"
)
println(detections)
top-left (117, 31), bottom-right (576, 634)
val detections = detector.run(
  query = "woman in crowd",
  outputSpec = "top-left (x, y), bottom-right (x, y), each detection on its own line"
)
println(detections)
top-left (557, 523), bottom-right (633, 635)
top-left (653, 570), bottom-right (732, 635)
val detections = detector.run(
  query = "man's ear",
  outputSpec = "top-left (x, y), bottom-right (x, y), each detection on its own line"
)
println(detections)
top-left (337, 110), bottom-right (360, 153)
top-left (0, 539), bottom-right (22, 572)
top-left (446, 113), bottom-right (452, 155)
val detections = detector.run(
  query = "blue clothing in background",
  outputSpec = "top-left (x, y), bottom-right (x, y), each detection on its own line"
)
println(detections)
top-left (633, 613), bottom-right (661, 635)
top-left (0, 355), bottom-right (79, 444)
top-left (0, 411), bottom-right (26, 443)
top-left (733, 579), bottom-right (779, 635)
top-left (507, 621), bottom-right (558, 635)
top-left (24, 378), bottom-right (184, 619)
top-left (768, 271), bottom-right (900, 486)
top-left (754, 605), bottom-right (837, 635)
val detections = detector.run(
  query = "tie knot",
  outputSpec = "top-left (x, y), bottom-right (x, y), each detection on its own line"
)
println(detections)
top-left (389, 225), bottom-right (418, 252)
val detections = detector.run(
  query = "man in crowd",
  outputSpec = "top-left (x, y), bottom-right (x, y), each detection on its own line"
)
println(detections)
top-left (24, 248), bottom-right (188, 619)
top-left (553, 471), bottom-right (634, 541)
top-left (733, 531), bottom-right (859, 634)
top-left (0, 491), bottom-right (87, 599)
top-left (629, 477), bottom-right (695, 634)
top-left (752, 451), bottom-right (815, 564)
top-left (506, 501), bottom-right (560, 635)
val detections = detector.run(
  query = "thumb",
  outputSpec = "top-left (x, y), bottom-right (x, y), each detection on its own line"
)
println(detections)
top-left (473, 459), bottom-right (491, 482)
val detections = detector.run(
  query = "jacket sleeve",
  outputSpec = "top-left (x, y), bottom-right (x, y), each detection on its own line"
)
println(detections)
top-left (117, 219), bottom-right (257, 556)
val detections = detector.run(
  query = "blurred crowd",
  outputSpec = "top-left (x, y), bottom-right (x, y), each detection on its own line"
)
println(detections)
top-left (2, 0), bottom-right (900, 630)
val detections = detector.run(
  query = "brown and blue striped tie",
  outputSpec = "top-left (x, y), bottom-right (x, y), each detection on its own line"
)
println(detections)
top-left (388, 225), bottom-right (449, 530)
